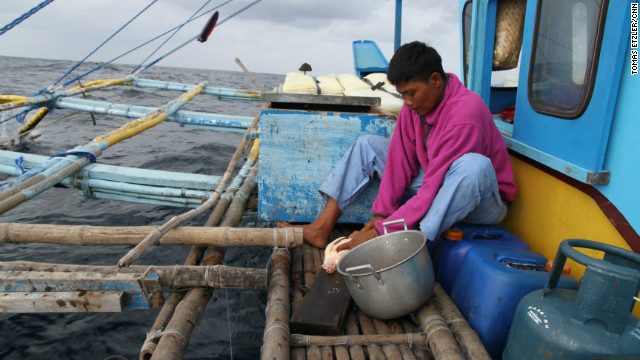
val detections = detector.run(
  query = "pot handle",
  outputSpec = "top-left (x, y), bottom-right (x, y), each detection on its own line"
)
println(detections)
top-left (345, 264), bottom-right (384, 287)
top-left (382, 219), bottom-right (408, 234)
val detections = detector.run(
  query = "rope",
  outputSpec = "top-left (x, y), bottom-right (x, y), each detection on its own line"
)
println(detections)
top-left (135, 0), bottom-right (264, 75)
top-left (52, 0), bottom-right (159, 88)
top-left (1, 110), bottom-right (81, 146)
top-left (263, 320), bottom-right (290, 340)
top-left (225, 288), bottom-right (234, 360)
top-left (0, 0), bottom-right (55, 36)
top-left (14, 156), bottom-right (26, 174)
top-left (80, 8), bottom-right (218, 83)
top-left (171, 264), bottom-right (179, 289)
top-left (131, 0), bottom-right (213, 74)
top-left (154, 327), bottom-right (189, 340)
top-left (0, 88), bottom-right (55, 126)
top-left (420, 314), bottom-right (452, 342)
top-left (407, 333), bottom-right (414, 348)
top-left (446, 317), bottom-right (467, 325)
top-left (49, 151), bottom-right (97, 163)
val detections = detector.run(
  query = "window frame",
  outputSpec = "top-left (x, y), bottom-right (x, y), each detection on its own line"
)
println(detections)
top-left (526, 0), bottom-right (609, 119)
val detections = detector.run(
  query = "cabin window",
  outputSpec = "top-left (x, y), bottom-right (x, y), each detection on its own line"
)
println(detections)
top-left (528, 0), bottom-right (607, 119)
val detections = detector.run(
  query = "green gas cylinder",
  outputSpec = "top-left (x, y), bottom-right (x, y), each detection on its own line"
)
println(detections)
top-left (503, 239), bottom-right (640, 360)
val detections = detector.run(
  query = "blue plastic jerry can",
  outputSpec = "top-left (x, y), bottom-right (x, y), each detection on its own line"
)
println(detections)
top-left (429, 223), bottom-right (529, 294)
top-left (503, 239), bottom-right (640, 360)
top-left (449, 246), bottom-right (578, 359)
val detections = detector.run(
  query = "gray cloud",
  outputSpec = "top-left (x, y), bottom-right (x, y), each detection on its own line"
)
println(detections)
top-left (0, 0), bottom-right (460, 76)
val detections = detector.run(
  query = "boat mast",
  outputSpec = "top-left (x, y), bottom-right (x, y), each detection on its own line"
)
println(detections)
top-left (394, 0), bottom-right (402, 52)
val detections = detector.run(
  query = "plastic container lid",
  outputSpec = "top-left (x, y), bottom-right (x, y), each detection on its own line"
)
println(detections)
top-left (443, 228), bottom-right (464, 241)
top-left (545, 260), bottom-right (571, 275)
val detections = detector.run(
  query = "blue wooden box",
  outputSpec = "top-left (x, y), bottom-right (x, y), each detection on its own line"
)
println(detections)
top-left (257, 108), bottom-right (396, 223)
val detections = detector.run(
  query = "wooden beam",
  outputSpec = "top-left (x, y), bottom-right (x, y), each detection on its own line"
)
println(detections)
top-left (0, 270), bottom-right (162, 309)
top-left (290, 333), bottom-right (427, 347)
top-left (0, 291), bottom-right (124, 313)
top-left (261, 249), bottom-right (291, 360)
top-left (0, 222), bottom-right (302, 248)
top-left (0, 261), bottom-right (267, 290)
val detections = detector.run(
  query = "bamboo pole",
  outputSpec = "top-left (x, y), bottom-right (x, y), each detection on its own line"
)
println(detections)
top-left (0, 261), bottom-right (266, 290)
top-left (389, 317), bottom-right (424, 360)
top-left (0, 148), bottom-right (103, 211)
top-left (400, 317), bottom-right (434, 360)
top-left (290, 246), bottom-right (304, 311)
top-left (140, 203), bottom-right (224, 359)
top-left (140, 162), bottom-right (256, 359)
top-left (300, 243), bottom-right (323, 359)
top-left (55, 97), bottom-right (252, 131)
top-left (131, 78), bottom-right (261, 102)
top-left (290, 246), bottom-right (305, 360)
top-left (118, 107), bottom-right (262, 268)
top-left (19, 106), bottom-right (49, 135)
top-left (416, 301), bottom-right (465, 360)
top-left (290, 333), bottom-right (428, 347)
top-left (335, 345), bottom-right (350, 360)
top-left (0, 78), bottom-right (131, 112)
top-left (140, 241), bottom-right (207, 359)
top-left (0, 82), bottom-right (206, 213)
top-left (357, 310), bottom-right (388, 360)
top-left (151, 287), bottom-right (211, 359)
top-left (151, 162), bottom-right (258, 359)
top-left (371, 318), bottom-right (405, 360)
top-left (345, 311), bottom-right (367, 360)
top-left (432, 283), bottom-right (491, 360)
top-left (151, 255), bottom-right (223, 358)
top-left (0, 222), bottom-right (301, 248)
top-left (261, 248), bottom-right (291, 360)
top-left (235, 58), bottom-right (265, 92)
top-left (140, 290), bottom-right (187, 359)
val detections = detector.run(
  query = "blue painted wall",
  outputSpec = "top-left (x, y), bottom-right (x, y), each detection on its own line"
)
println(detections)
top-left (596, 43), bottom-right (640, 234)
top-left (258, 109), bottom-right (395, 223)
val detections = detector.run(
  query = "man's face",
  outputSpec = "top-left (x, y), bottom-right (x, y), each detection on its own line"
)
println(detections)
top-left (395, 73), bottom-right (444, 116)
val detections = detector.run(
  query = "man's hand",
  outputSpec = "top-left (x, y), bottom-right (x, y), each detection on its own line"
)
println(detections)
top-left (335, 228), bottom-right (378, 251)
top-left (362, 215), bottom-right (385, 231)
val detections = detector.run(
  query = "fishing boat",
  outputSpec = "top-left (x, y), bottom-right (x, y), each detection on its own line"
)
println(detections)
top-left (1, 0), bottom-right (639, 359)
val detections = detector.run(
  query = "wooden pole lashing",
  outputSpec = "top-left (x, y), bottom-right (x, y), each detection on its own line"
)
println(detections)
top-left (416, 301), bottom-right (465, 360)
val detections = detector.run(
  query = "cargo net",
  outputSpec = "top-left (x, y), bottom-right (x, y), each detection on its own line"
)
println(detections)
top-left (493, 0), bottom-right (526, 71)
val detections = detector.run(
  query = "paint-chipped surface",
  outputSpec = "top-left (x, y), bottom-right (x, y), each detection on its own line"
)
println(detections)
top-left (258, 109), bottom-right (395, 223)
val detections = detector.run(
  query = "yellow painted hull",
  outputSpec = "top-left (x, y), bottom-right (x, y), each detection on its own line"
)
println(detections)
top-left (499, 155), bottom-right (632, 281)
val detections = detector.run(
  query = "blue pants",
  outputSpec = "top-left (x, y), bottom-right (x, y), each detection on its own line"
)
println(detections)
top-left (319, 135), bottom-right (508, 240)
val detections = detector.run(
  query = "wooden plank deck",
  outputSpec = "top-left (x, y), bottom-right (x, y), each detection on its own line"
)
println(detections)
top-left (285, 225), bottom-right (491, 360)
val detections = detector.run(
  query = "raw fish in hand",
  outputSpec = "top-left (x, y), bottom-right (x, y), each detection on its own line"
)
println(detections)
top-left (323, 236), bottom-right (351, 274)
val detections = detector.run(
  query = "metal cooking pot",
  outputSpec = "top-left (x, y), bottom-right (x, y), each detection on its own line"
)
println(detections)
top-left (337, 219), bottom-right (435, 320)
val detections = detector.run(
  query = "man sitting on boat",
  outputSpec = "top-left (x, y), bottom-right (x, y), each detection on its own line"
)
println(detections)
top-left (279, 41), bottom-right (516, 249)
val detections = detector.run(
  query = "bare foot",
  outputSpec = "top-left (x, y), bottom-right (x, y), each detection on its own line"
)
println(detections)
top-left (277, 221), bottom-right (332, 248)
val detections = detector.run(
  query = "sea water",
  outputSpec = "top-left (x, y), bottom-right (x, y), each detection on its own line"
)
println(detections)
top-left (0, 55), bottom-right (285, 360)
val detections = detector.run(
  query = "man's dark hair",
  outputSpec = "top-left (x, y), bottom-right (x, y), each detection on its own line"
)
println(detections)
top-left (386, 41), bottom-right (446, 86)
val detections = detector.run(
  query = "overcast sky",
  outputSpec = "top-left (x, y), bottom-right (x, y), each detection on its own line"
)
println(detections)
top-left (0, 0), bottom-right (461, 77)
